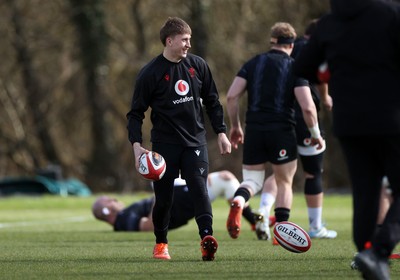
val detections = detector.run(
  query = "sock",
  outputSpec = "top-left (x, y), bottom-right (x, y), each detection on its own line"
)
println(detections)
top-left (233, 187), bottom-right (251, 208)
top-left (233, 196), bottom-right (246, 208)
top-left (242, 206), bottom-right (255, 225)
top-left (259, 192), bottom-right (275, 216)
top-left (155, 229), bottom-right (168, 244)
top-left (275, 207), bottom-right (290, 222)
top-left (308, 207), bottom-right (322, 230)
top-left (195, 214), bottom-right (213, 239)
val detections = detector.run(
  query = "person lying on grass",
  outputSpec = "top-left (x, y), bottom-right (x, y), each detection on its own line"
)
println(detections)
top-left (92, 170), bottom-right (258, 231)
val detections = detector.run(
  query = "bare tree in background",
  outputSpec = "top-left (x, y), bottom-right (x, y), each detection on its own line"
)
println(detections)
top-left (69, 0), bottom-right (119, 191)
top-left (131, 0), bottom-right (146, 57)
top-left (0, 0), bottom-right (349, 192)
top-left (8, 0), bottom-right (61, 169)
top-left (187, 0), bottom-right (208, 58)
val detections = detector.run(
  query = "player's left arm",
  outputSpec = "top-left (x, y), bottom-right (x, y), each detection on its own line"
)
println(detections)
top-left (226, 76), bottom-right (247, 149)
top-left (316, 83), bottom-right (332, 111)
top-left (294, 86), bottom-right (324, 149)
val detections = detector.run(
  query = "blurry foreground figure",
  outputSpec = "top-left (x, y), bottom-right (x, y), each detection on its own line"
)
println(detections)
top-left (294, 0), bottom-right (400, 279)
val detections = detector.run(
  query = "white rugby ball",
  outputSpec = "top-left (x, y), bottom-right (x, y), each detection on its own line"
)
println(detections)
top-left (138, 152), bottom-right (166, 181)
top-left (273, 221), bottom-right (311, 253)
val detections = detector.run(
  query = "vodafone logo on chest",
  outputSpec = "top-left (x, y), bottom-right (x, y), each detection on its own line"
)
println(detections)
top-left (175, 80), bottom-right (189, 96)
top-left (172, 79), bottom-right (194, 104)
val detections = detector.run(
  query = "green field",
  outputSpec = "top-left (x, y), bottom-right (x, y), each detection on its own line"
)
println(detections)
top-left (0, 193), bottom-right (399, 279)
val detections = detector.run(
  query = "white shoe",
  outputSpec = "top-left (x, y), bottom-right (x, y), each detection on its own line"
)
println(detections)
top-left (308, 226), bottom-right (337, 239)
top-left (254, 212), bottom-right (270, 240)
top-left (350, 252), bottom-right (359, 270)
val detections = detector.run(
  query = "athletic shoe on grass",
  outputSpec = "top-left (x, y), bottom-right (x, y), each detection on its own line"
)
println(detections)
top-left (269, 216), bottom-right (276, 227)
top-left (354, 249), bottom-right (389, 280)
top-left (254, 213), bottom-right (270, 241)
top-left (308, 226), bottom-right (337, 239)
top-left (201, 235), bottom-right (218, 261)
top-left (227, 201), bottom-right (242, 239)
top-left (153, 243), bottom-right (171, 260)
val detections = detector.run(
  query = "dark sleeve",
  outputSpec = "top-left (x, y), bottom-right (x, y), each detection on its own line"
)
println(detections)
top-left (126, 72), bottom-right (153, 144)
top-left (114, 208), bottom-right (142, 232)
top-left (393, 3), bottom-right (400, 66)
top-left (293, 21), bottom-right (327, 83)
top-left (294, 77), bottom-right (310, 88)
top-left (198, 59), bottom-right (227, 134)
top-left (237, 60), bottom-right (251, 80)
top-left (114, 198), bottom-right (154, 231)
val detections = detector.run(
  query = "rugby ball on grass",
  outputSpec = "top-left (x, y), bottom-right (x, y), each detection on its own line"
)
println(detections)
top-left (138, 151), bottom-right (166, 181)
top-left (273, 221), bottom-right (311, 253)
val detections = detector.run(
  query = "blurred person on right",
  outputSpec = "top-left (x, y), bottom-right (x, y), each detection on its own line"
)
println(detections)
top-left (294, 0), bottom-right (400, 279)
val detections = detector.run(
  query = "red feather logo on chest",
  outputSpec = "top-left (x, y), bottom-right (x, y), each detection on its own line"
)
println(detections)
top-left (188, 67), bottom-right (195, 78)
top-left (164, 74), bottom-right (170, 81)
top-left (178, 81), bottom-right (187, 92)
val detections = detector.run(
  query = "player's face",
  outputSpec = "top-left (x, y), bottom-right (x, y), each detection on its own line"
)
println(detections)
top-left (169, 33), bottom-right (191, 60)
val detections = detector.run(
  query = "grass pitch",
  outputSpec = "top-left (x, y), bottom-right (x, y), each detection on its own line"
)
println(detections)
top-left (0, 193), bottom-right (398, 279)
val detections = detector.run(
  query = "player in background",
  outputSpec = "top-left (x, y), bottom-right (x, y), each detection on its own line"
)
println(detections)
top-left (92, 171), bottom-right (257, 232)
top-left (126, 17), bottom-right (231, 261)
top-left (255, 19), bottom-right (337, 241)
top-left (225, 22), bottom-right (323, 240)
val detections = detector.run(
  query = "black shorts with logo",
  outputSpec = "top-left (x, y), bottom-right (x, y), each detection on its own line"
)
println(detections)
top-left (243, 127), bottom-right (297, 165)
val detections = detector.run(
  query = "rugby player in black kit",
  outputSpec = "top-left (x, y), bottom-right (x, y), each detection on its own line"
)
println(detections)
top-left (126, 17), bottom-right (231, 261)
top-left (225, 22), bottom-right (323, 240)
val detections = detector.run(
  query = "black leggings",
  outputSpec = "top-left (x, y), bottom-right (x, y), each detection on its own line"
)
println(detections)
top-left (339, 135), bottom-right (400, 255)
top-left (152, 143), bottom-right (212, 243)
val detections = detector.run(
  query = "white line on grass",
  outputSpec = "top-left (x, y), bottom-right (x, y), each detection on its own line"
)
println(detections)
top-left (0, 216), bottom-right (92, 228)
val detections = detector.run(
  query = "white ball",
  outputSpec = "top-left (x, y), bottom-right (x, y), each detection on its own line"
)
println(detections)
top-left (138, 152), bottom-right (166, 181)
top-left (273, 221), bottom-right (311, 253)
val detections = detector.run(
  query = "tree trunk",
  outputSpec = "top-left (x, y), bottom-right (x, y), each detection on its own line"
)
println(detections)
top-left (9, 0), bottom-right (61, 168)
top-left (69, 0), bottom-right (119, 191)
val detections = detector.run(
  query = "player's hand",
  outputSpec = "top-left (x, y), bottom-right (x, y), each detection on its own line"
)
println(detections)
top-left (133, 142), bottom-right (149, 170)
top-left (218, 133), bottom-right (232, 155)
top-left (229, 127), bottom-right (244, 149)
top-left (310, 137), bottom-right (325, 150)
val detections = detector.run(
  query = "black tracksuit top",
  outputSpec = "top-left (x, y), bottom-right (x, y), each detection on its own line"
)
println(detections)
top-left (127, 53), bottom-right (226, 146)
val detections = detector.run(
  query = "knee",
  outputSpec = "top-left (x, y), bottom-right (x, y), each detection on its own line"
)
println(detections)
top-left (218, 170), bottom-right (235, 181)
top-left (304, 172), bottom-right (323, 195)
top-left (242, 169), bottom-right (265, 194)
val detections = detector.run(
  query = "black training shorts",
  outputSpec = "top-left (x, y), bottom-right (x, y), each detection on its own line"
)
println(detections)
top-left (243, 128), bottom-right (297, 165)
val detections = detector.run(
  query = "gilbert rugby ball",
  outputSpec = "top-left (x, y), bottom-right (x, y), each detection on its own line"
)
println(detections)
top-left (138, 152), bottom-right (166, 181)
top-left (273, 221), bottom-right (311, 253)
